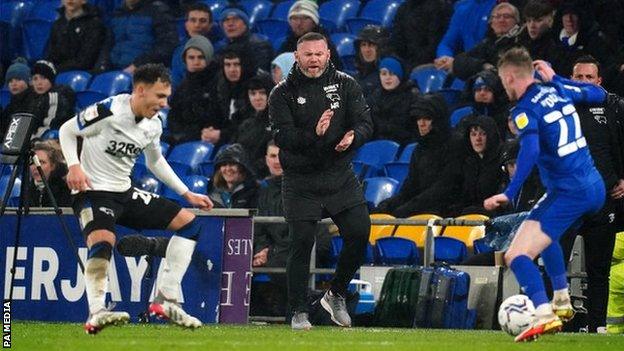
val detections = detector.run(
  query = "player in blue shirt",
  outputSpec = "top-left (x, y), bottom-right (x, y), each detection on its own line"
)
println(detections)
top-left (484, 47), bottom-right (607, 342)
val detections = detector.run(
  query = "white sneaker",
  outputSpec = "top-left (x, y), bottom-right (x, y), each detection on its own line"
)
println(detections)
top-left (84, 310), bottom-right (130, 335)
top-left (149, 300), bottom-right (202, 329)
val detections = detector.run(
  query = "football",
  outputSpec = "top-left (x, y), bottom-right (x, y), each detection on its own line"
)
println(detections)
top-left (498, 294), bottom-right (536, 336)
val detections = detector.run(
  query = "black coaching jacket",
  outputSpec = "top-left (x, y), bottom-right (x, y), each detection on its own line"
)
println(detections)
top-left (268, 62), bottom-right (373, 175)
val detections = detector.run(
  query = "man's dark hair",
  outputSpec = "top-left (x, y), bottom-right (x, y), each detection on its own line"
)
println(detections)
top-left (133, 64), bottom-right (171, 86)
top-left (573, 55), bottom-right (602, 77)
top-left (522, 0), bottom-right (554, 20)
top-left (222, 49), bottom-right (243, 61)
top-left (185, 3), bottom-right (212, 22)
top-left (297, 32), bottom-right (328, 46)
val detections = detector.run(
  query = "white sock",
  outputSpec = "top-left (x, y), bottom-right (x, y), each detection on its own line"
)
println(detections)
top-left (158, 235), bottom-right (196, 302)
top-left (553, 288), bottom-right (569, 302)
top-left (535, 303), bottom-right (554, 317)
top-left (85, 257), bottom-right (109, 315)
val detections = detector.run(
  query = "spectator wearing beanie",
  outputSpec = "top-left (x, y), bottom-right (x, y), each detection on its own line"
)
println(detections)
top-left (369, 56), bottom-right (417, 145)
top-left (167, 36), bottom-right (221, 146)
top-left (30, 60), bottom-right (76, 138)
top-left (47, 0), bottom-right (106, 72)
top-left (278, 0), bottom-right (343, 70)
top-left (271, 52), bottom-right (296, 84)
top-left (214, 6), bottom-right (274, 73)
top-left (355, 25), bottom-right (391, 102)
top-left (1, 59), bottom-right (37, 137)
top-left (460, 70), bottom-right (510, 140)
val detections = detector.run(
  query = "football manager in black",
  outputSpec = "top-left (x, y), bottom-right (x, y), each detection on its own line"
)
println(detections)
top-left (268, 32), bottom-right (373, 330)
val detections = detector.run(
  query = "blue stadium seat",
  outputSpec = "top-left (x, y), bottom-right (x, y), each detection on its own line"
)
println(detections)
top-left (434, 236), bottom-right (468, 264)
top-left (162, 175), bottom-right (210, 206)
top-left (271, 35), bottom-right (287, 52)
top-left (0, 1), bottom-right (34, 61)
top-left (410, 66), bottom-right (448, 94)
top-left (255, 18), bottom-right (290, 42)
top-left (0, 89), bottom-right (10, 109)
top-left (199, 161), bottom-right (215, 177)
top-left (168, 161), bottom-right (194, 177)
top-left (175, 17), bottom-right (187, 43)
top-left (438, 88), bottom-right (462, 109)
top-left (319, 0), bottom-right (359, 32)
top-left (450, 106), bottom-right (474, 128)
top-left (159, 141), bottom-right (170, 157)
top-left (384, 162), bottom-right (409, 187)
top-left (330, 33), bottom-right (356, 72)
top-left (270, 0), bottom-right (295, 19)
top-left (240, 0), bottom-right (272, 27)
top-left (0, 1), bottom-right (34, 25)
top-left (22, 18), bottom-right (53, 62)
top-left (397, 142), bottom-right (417, 163)
top-left (76, 71), bottom-right (132, 109)
top-left (374, 236), bottom-right (419, 266)
top-left (473, 237), bottom-right (493, 254)
top-left (330, 235), bottom-right (343, 267)
top-left (363, 177), bottom-right (398, 208)
top-left (55, 71), bottom-right (92, 92)
top-left (26, 0), bottom-right (60, 21)
top-left (199, 0), bottom-right (228, 20)
top-left (353, 140), bottom-right (400, 177)
top-left (0, 175), bottom-right (21, 207)
top-left (40, 129), bottom-right (59, 140)
top-left (134, 174), bottom-right (161, 194)
top-left (167, 141), bottom-right (214, 173)
top-left (449, 77), bottom-right (466, 91)
top-left (345, 0), bottom-right (402, 33)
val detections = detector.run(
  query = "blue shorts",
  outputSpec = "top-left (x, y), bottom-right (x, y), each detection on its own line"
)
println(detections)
top-left (528, 179), bottom-right (605, 241)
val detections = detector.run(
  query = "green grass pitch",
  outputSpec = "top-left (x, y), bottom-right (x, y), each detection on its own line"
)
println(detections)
top-left (8, 322), bottom-right (624, 351)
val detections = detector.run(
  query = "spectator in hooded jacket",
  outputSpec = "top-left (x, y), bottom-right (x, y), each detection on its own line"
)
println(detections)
top-left (166, 35), bottom-right (220, 146)
top-left (47, 0), bottom-right (106, 72)
top-left (354, 25), bottom-right (390, 102)
top-left (105, 0), bottom-right (178, 73)
top-left (30, 60), bottom-right (76, 138)
top-left (462, 69), bottom-right (510, 139)
top-left (214, 6), bottom-right (274, 73)
top-left (434, 0), bottom-right (497, 73)
top-left (27, 140), bottom-right (72, 207)
top-left (271, 52), bottom-right (296, 84)
top-left (208, 144), bottom-right (259, 209)
top-left (390, 0), bottom-right (452, 69)
top-left (452, 2), bottom-right (521, 80)
top-left (375, 94), bottom-right (451, 217)
top-left (170, 3), bottom-right (215, 87)
top-left (232, 74), bottom-right (275, 179)
top-left (369, 56), bottom-right (417, 145)
top-left (277, 0), bottom-right (343, 70)
top-left (0, 60), bottom-right (37, 137)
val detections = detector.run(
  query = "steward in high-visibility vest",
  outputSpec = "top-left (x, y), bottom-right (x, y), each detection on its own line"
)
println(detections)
top-left (607, 232), bottom-right (624, 333)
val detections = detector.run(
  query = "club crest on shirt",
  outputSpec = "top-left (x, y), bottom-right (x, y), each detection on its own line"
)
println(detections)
top-left (515, 112), bottom-right (529, 130)
top-left (323, 84), bottom-right (338, 93)
top-left (297, 97), bottom-right (306, 105)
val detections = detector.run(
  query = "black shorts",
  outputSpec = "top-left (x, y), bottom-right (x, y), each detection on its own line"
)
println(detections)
top-left (72, 187), bottom-right (182, 237)
top-left (282, 165), bottom-right (366, 221)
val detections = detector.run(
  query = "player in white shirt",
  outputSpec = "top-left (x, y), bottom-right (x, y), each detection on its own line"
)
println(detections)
top-left (59, 64), bottom-right (214, 334)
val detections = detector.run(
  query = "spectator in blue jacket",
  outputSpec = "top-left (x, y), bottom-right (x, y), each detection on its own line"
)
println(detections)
top-left (171, 3), bottom-right (215, 87)
top-left (106, 0), bottom-right (179, 73)
top-left (434, 0), bottom-right (496, 73)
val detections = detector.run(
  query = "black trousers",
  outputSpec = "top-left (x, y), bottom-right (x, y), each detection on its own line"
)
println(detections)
top-left (287, 204), bottom-right (370, 312)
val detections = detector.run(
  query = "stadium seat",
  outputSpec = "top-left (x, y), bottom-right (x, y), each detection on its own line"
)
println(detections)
top-left (199, 161), bottom-right (215, 177)
top-left (55, 71), bottom-right (92, 92)
top-left (383, 162), bottom-right (409, 187)
top-left (329, 235), bottom-right (343, 267)
top-left (159, 141), bottom-right (170, 157)
top-left (319, 0), bottom-right (359, 32)
top-left (255, 18), bottom-right (290, 42)
top-left (240, 0), bottom-right (272, 27)
top-left (0, 1), bottom-right (34, 62)
top-left (134, 174), bottom-right (161, 194)
top-left (434, 236), bottom-right (468, 264)
top-left (76, 71), bottom-right (132, 109)
top-left (450, 106), bottom-right (474, 128)
top-left (270, 0), bottom-right (295, 19)
top-left (0, 1), bottom-right (34, 25)
top-left (199, 0), bottom-right (228, 20)
top-left (394, 213), bottom-right (442, 248)
top-left (175, 17), bottom-right (187, 43)
top-left (40, 129), bottom-right (59, 140)
top-left (353, 140), bottom-right (400, 177)
top-left (210, 143), bottom-right (230, 160)
top-left (162, 175), bottom-right (210, 206)
top-left (449, 77), bottom-right (466, 91)
top-left (397, 142), bottom-right (417, 163)
top-left (271, 35), bottom-right (287, 52)
top-left (363, 177), bottom-right (399, 209)
top-left (410, 65), bottom-right (448, 94)
top-left (441, 214), bottom-right (488, 250)
top-left (168, 161), bottom-right (194, 177)
top-left (438, 88), bottom-right (462, 109)
top-left (473, 237), bottom-right (494, 254)
top-left (22, 18), bottom-right (53, 62)
top-left (345, 0), bottom-right (402, 33)
top-left (369, 213), bottom-right (396, 245)
top-left (0, 175), bottom-right (21, 207)
top-left (166, 141), bottom-right (214, 173)
top-left (0, 89), bottom-right (10, 109)
top-left (375, 236), bottom-right (419, 266)
top-left (26, 0), bottom-right (60, 21)
top-left (330, 33), bottom-right (356, 72)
